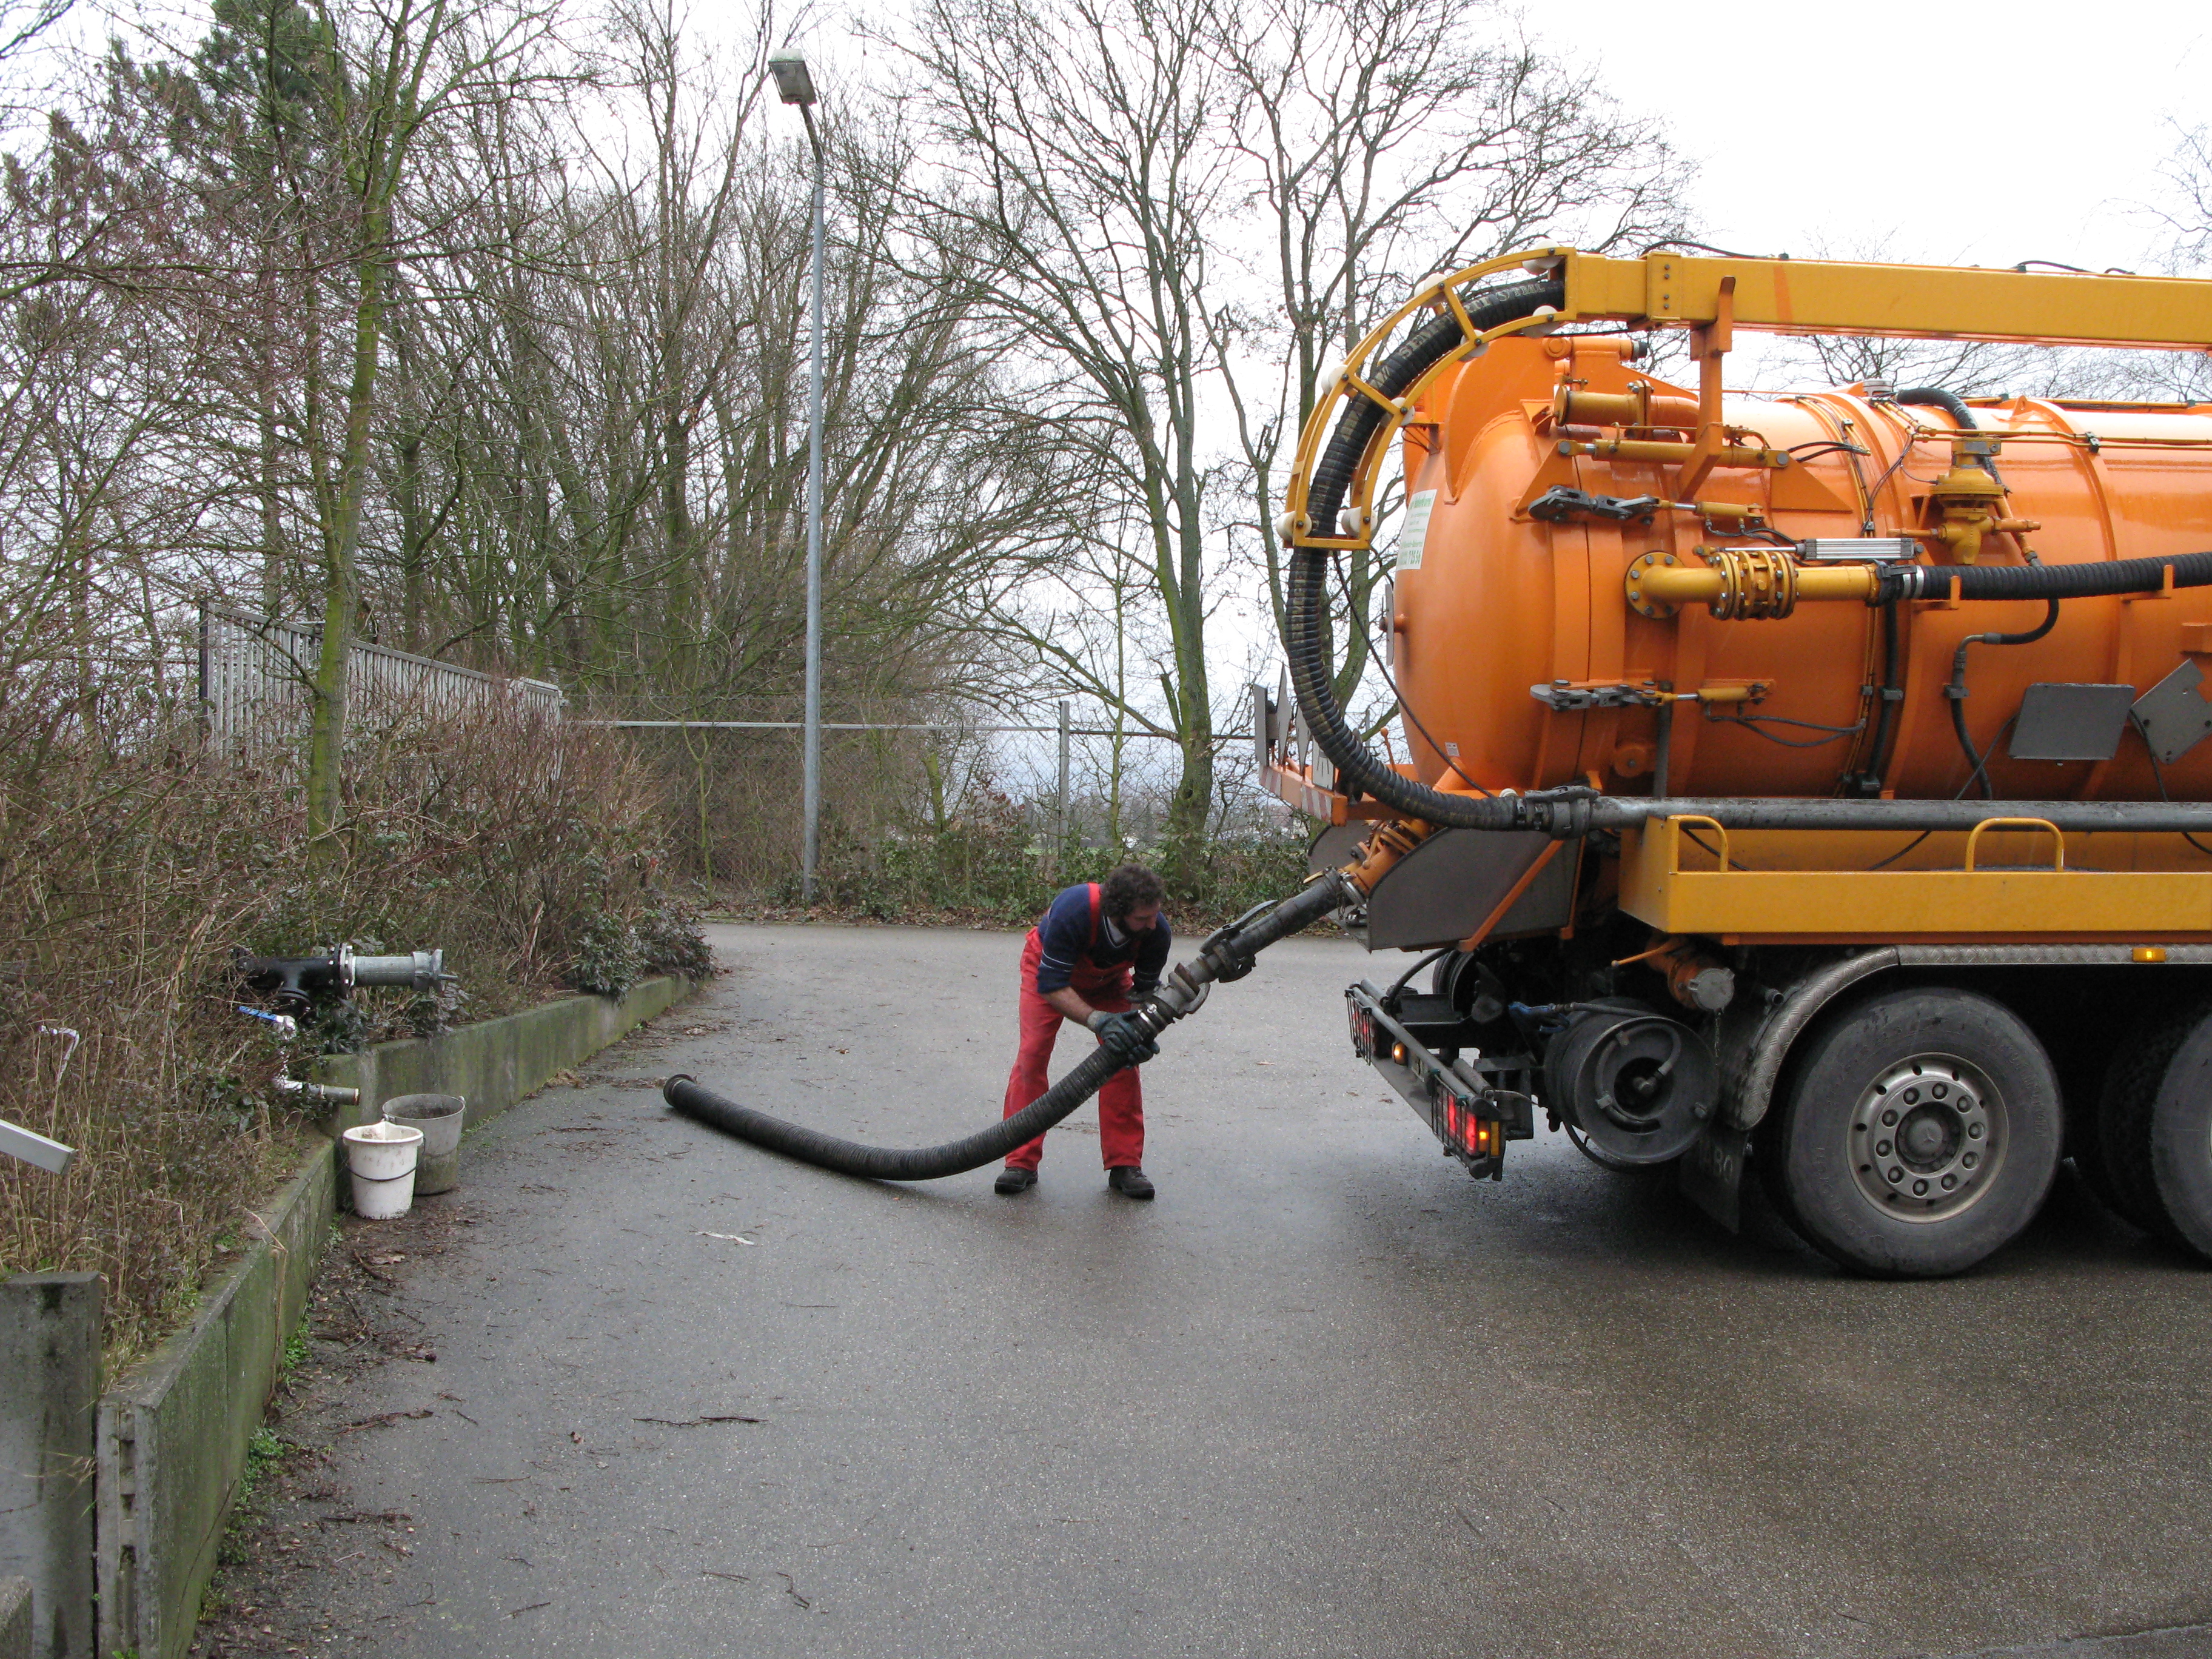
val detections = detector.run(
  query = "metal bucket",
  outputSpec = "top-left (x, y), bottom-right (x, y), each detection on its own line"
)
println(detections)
top-left (380, 1093), bottom-right (466, 1195)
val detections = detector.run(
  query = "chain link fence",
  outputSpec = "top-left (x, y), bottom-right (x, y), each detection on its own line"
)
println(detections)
top-left (592, 701), bottom-right (1302, 915)
top-left (190, 608), bottom-right (1302, 915)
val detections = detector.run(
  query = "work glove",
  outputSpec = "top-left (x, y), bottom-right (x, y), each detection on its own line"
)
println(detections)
top-left (1085, 1010), bottom-right (1159, 1066)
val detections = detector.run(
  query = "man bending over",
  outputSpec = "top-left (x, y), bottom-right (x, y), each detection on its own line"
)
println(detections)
top-left (994, 863), bottom-right (1168, 1199)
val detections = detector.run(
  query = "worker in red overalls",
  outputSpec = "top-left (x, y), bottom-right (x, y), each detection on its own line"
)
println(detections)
top-left (995, 863), bottom-right (1170, 1199)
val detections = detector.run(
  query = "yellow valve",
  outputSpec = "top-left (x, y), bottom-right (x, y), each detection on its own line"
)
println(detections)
top-left (1928, 444), bottom-right (2013, 564)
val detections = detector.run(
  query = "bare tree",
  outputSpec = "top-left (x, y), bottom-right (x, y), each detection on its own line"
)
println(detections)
top-left (886, 0), bottom-right (1688, 885)
top-left (1212, 0), bottom-right (1688, 700)
top-left (886, 0), bottom-right (1271, 888)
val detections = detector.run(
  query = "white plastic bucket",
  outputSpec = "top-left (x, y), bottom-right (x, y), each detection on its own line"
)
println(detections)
top-left (381, 1093), bottom-right (465, 1195)
top-left (343, 1121), bottom-right (424, 1219)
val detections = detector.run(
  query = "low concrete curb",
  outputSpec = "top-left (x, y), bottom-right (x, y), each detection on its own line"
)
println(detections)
top-left (95, 1142), bottom-right (335, 1659)
top-left (1, 1273), bottom-right (100, 1658)
top-left (312, 973), bottom-right (693, 1131)
top-left (93, 973), bottom-right (693, 1659)
top-left (2, 1577), bottom-right (32, 1659)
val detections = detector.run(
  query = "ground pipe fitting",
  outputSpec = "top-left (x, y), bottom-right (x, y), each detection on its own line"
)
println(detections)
top-left (237, 945), bottom-right (447, 1010)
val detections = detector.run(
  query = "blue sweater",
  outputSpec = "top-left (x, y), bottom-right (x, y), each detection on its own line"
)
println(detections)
top-left (1034, 883), bottom-right (1170, 996)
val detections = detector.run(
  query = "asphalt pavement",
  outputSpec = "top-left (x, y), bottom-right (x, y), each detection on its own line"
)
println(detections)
top-left (272, 921), bottom-right (2212, 1658)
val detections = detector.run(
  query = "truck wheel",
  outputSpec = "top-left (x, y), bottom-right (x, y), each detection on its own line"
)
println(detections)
top-left (2090, 1005), bottom-right (2194, 1234)
top-left (2098, 1001), bottom-right (2212, 1260)
top-left (1775, 988), bottom-right (2062, 1278)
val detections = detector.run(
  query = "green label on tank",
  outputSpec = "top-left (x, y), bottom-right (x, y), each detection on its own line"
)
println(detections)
top-left (1396, 490), bottom-right (1436, 571)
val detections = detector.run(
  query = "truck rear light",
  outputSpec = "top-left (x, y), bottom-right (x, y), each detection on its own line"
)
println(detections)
top-left (1346, 999), bottom-right (1376, 1057)
top-left (1444, 1093), bottom-right (1500, 1163)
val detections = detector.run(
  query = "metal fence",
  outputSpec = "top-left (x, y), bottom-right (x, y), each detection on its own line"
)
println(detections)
top-left (589, 701), bottom-right (1285, 897)
top-left (198, 605), bottom-right (564, 755)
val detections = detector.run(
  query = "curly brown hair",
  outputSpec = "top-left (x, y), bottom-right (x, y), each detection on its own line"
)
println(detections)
top-left (1101, 863), bottom-right (1166, 919)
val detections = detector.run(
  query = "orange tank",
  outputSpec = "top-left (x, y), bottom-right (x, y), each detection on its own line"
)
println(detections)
top-left (1390, 334), bottom-right (2212, 804)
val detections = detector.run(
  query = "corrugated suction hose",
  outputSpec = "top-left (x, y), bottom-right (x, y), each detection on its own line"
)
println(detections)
top-left (1289, 276), bottom-right (1564, 834)
top-left (663, 873), bottom-right (1354, 1181)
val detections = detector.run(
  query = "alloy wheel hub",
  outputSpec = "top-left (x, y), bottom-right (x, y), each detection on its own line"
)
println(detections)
top-left (1848, 1054), bottom-right (2005, 1222)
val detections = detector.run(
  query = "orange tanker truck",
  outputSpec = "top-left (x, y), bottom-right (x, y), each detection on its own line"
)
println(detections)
top-left (1259, 247), bottom-right (2212, 1277)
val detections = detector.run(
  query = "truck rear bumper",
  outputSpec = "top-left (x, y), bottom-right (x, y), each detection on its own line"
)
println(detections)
top-left (1344, 983), bottom-right (1533, 1179)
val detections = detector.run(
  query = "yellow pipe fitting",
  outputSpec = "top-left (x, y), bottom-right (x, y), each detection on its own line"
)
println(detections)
top-left (1626, 550), bottom-right (1878, 619)
top-left (1560, 437), bottom-right (1788, 469)
top-left (1341, 818), bottom-right (1433, 896)
top-left (1553, 383), bottom-right (1703, 431)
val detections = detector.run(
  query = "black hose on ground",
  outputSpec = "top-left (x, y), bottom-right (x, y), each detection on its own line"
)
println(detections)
top-left (663, 873), bottom-right (1355, 1181)
top-left (666, 1049), bottom-right (1126, 1183)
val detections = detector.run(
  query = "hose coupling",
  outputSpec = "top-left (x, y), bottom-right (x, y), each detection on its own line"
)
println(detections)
top-left (1525, 785), bottom-right (1601, 839)
top-left (1338, 820), bottom-right (1431, 896)
top-left (1144, 963), bottom-right (1212, 1024)
top-left (1198, 908), bottom-right (1266, 983)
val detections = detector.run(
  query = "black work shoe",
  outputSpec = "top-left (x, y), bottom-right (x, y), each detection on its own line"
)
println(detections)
top-left (1107, 1165), bottom-right (1155, 1201)
top-left (994, 1166), bottom-right (1038, 1196)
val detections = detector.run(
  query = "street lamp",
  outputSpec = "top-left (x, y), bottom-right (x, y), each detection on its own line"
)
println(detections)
top-left (769, 51), bottom-right (825, 904)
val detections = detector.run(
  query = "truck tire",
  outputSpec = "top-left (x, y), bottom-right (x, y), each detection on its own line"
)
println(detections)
top-left (2089, 1004), bottom-right (2195, 1234)
top-left (2097, 1000), bottom-right (2212, 1260)
top-left (1774, 987), bottom-right (2062, 1277)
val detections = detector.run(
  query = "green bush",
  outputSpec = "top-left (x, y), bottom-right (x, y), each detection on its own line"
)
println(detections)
top-left (811, 780), bottom-right (1315, 933)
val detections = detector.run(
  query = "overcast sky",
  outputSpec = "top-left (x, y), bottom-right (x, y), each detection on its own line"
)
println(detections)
top-left (1555, 0), bottom-right (2207, 273)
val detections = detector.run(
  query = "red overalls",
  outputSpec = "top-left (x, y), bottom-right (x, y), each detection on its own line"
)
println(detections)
top-left (999, 883), bottom-right (1144, 1171)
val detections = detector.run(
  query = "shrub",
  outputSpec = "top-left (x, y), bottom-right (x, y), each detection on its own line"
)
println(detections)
top-left (0, 686), bottom-right (706, 1367)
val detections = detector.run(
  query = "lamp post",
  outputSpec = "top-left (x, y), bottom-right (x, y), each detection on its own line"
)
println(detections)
top-left (769, 52), bottom-right (825, 903)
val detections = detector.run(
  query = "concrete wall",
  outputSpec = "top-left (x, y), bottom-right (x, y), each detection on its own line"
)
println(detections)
top-left (312, 974), bottom-right (692, 1131)
top-left (2, 1577), bottom-right (33, 1659)
top-left (92, 973), bottom-right (692, 1659)
top-left (96, 1144), bottom-right (335, 1659)
top-left (0, 1276), bottom-right (99, 1659)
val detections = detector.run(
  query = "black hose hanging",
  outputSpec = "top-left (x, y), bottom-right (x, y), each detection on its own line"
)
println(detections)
top-left (1946, 599), bottom-right (2062, 797)
top-left (1897, 386), bottom-right (2004, 485)
top-left (1849, 599), bottom-right (1903, 797)
top-left (1287, 276), bottom-right (1564, 833)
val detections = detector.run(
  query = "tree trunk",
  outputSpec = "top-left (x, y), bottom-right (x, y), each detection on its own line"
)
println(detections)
top-left (306, 234), bottom-right (389, 844)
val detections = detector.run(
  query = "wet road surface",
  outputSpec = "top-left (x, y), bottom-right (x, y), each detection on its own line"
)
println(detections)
top-left (284, 922), bottom-right (2212, 1657)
